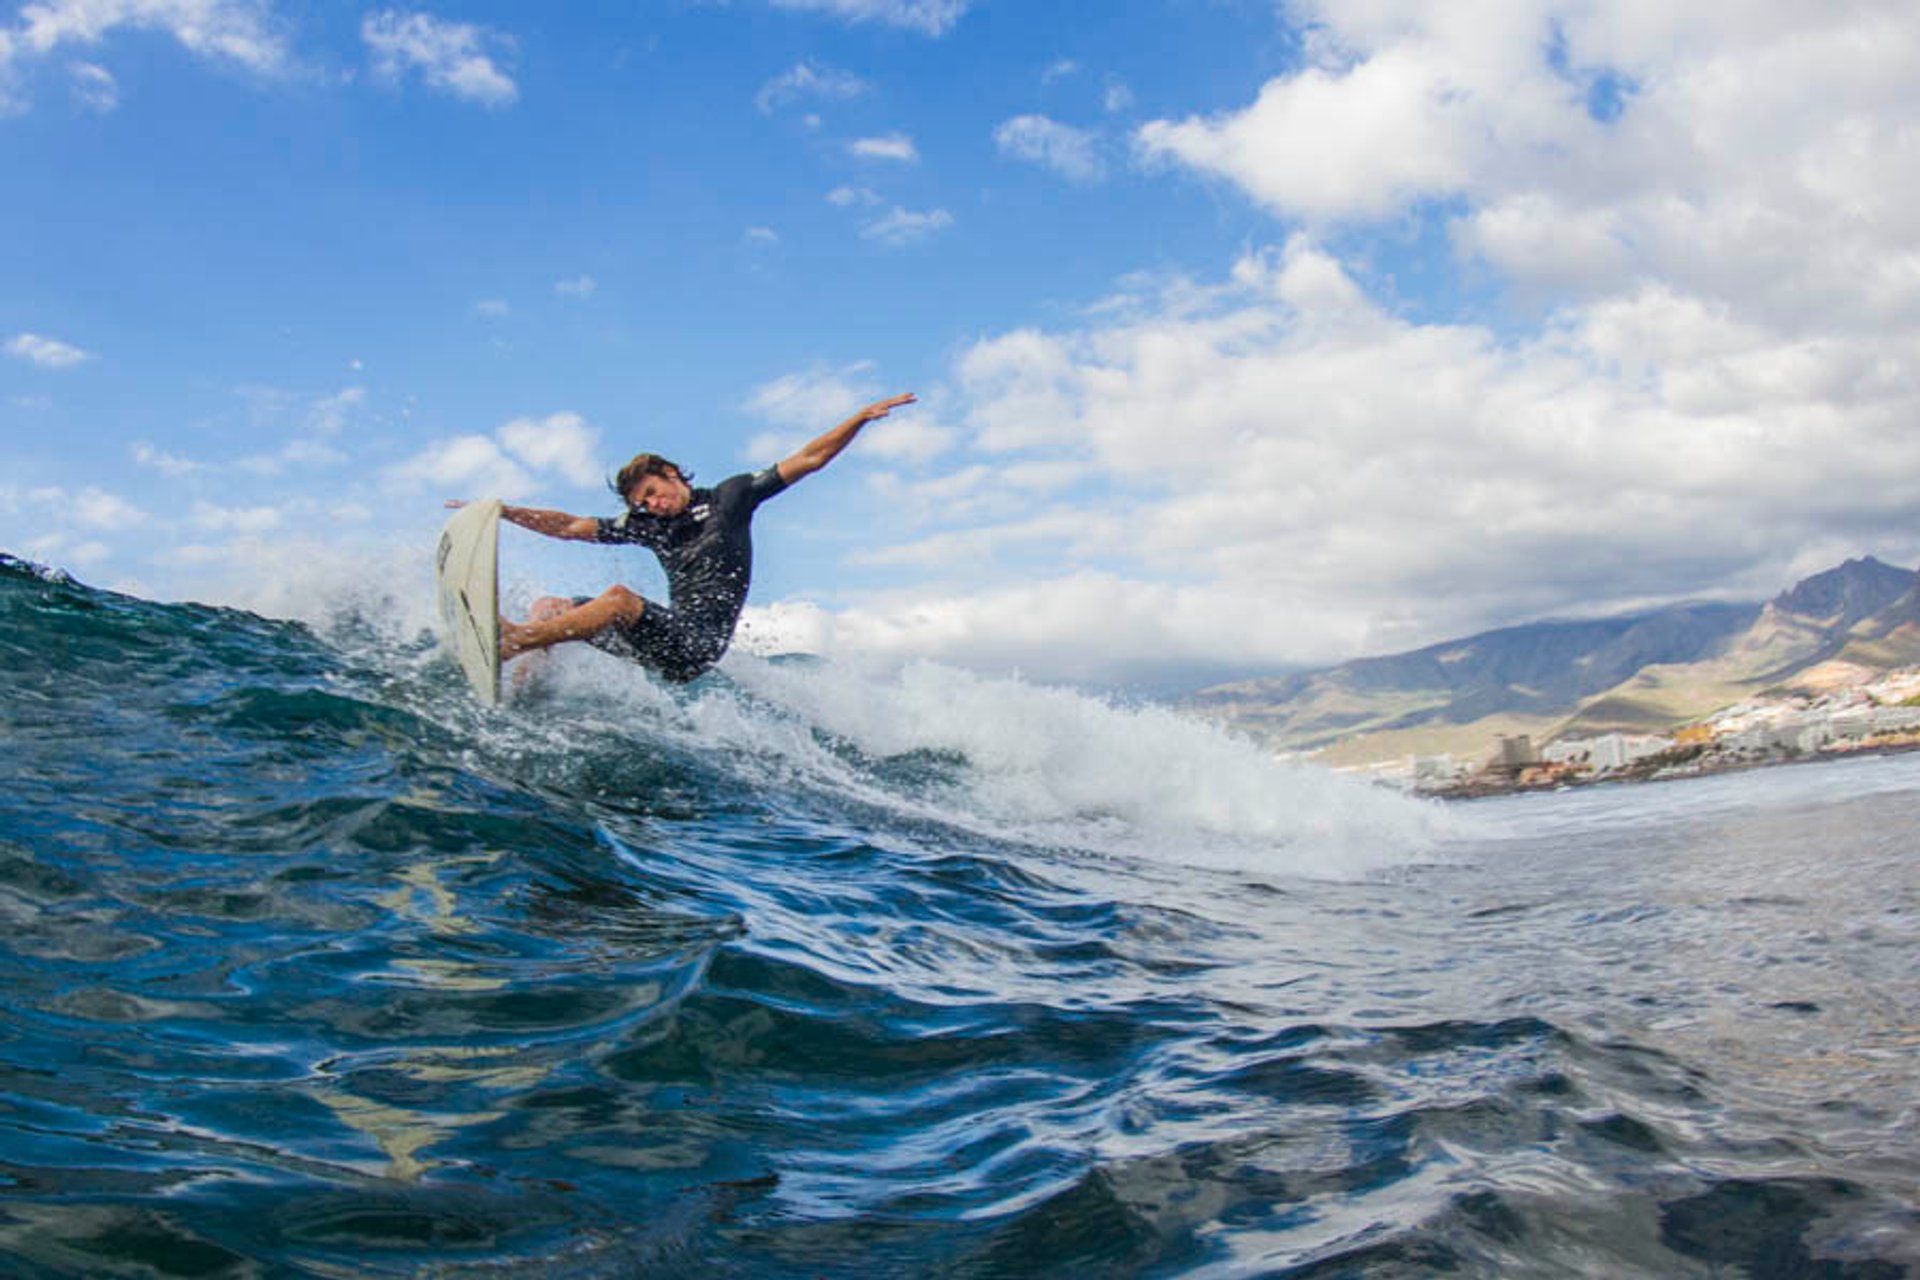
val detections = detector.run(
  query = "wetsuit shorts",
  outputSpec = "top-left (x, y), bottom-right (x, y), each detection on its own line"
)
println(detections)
top-left (574, 596), bottom-right (724, 685)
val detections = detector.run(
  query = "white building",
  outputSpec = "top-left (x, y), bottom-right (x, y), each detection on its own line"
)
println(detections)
top-left (1544, 732), bottom-right (1673, 772)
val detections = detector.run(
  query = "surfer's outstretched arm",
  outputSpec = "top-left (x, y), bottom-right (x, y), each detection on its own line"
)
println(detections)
top-left (775, 393), bottom-right (915, 486)
top-left (444, 500), bottom-right (598, 542)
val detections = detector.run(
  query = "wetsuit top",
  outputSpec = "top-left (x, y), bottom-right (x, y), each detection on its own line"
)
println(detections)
top-left (591, 466), bottom-right (788, 653)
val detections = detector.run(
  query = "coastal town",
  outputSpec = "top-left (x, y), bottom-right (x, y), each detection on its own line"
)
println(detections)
top-left (1354, 665), bottom-right (1920, 797)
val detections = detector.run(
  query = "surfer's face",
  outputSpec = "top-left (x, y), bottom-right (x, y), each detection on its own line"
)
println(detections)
top-left (628, 472), bottom-right (692, 517)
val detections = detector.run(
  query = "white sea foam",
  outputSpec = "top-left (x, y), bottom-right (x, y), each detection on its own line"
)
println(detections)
top-left (181, 536), bottom-right (1449, 882)
top-left (728, 654), bottom-right (1450, 879)
top-left (520, 644), bottom-right (1449, 881)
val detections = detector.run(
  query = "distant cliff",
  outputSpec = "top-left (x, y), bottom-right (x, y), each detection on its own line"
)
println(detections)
top-left (1184, 557), bottom-right (1920, 765)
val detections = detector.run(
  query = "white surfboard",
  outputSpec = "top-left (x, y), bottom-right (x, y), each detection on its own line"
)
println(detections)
top-left (436, 499), bottom-right (502, 706)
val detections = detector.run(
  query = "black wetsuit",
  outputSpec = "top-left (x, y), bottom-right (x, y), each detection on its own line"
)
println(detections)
top-left (583, 467), bottom-right (788, 683)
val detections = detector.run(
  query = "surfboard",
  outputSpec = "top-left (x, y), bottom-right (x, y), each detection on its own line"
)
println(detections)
top-left (436, 499), bottom-right (502, 706)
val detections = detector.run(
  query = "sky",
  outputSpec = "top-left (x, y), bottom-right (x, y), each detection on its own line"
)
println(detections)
top-left (3, 0), bottom-right (1918, 689)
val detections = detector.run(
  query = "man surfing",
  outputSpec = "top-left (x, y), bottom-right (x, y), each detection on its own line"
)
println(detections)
top-left (447, 393), bottom-right (914, 684)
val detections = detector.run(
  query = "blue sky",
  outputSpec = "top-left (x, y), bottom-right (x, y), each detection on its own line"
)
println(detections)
top-left (5, 0), bottom-right (1918, 687)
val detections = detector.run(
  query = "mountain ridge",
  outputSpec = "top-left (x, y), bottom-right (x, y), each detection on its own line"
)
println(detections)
top-left (1185, 556), bottom-right (1920, 764)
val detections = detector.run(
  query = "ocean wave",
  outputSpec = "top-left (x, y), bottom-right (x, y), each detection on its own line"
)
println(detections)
top-left (3, 557), bottom-right (1915, 1275)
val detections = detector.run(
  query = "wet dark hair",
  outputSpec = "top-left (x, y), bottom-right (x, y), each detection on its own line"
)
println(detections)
top-left (610, 452), bottom-right (692, 504)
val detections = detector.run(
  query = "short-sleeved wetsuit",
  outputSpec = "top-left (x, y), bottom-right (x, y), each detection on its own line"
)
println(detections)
top-left (582, 466), bottom-right (788, 683)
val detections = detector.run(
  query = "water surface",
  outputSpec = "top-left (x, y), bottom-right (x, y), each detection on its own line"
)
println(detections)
top-left (2, 556), bottom-right (1914, 1276)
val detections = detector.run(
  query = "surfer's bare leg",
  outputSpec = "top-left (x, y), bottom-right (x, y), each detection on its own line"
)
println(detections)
top-left (500, 586), bottom-right (644, 661)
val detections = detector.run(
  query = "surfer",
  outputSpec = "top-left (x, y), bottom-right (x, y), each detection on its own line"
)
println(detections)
top-left (448, 393), bottom-right (915, 684)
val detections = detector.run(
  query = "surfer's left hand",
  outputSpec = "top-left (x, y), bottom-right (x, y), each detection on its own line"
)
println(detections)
top-left (860, 393), bottom-right (916, 423)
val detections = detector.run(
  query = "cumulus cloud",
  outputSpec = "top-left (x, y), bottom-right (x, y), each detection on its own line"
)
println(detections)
top-left (362, 8), bottom-right (516, 108)
top-left (1135, 0), bottom-right (1920, 330)
top-left (743, 574), bottom-right (1336, 687)
top-left (870, 230), bottom-right (1920, 675)
top-left (1137, 49), bottom-right (1490, 221)
top-left (387, 411), bottom-right (603, 497)
top-left (742, 363), bottom-right (958, 465)
top-left (495, 412), bottom-right (602, 488)
top-left (742, 0), bottom-right (1916, 682)
top-left (756, 60), bottom-right (865, 114)
top-left (746, 360), bottom-right (884, 430)
top-left (860, 205), bottom-right (952, 246)
top-left (994, 114), bottom-right (1104, 182)
top-left (6, 332), bottom-right (91, 368)
top-left (553, 274), bottom-right (596, 298)
top-left (849, 133), bottom-right (918, 163)
top-left (387, 434), bottom-right (533, 499)
top-left (765, 0), bottom-right (970, 37)
top-left (1, 0), bottom-right (290, 113)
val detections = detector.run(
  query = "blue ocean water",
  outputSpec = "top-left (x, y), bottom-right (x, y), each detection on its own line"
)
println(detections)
top-left (2, 552), bottom-right (1916, 1277)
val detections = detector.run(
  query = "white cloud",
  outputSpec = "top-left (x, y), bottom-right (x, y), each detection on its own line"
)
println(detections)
top-left (746, 360), bottom-right (883, 429)
top-left (1041, 58), bottom-right (1079, 84)
top-left (863, 458), bottom-right (1085, 520)
top-left (238, 435), bottom-right (347, 476)
top-left (214, 385), bottom-right (362, 476)
top-left (191, 499), bottom-right (280, 533)
top-left (751, 0), bottom-right (1897, 681)
top-left (994, 114), bottom-right (1104, 182)
top-left (757, 211), bottom-right (1917, 681)
top-left (826, 184), bottom-right (881, 207)
top-left (765, 0), bottom-right (969, 37)
top-left (554, 274), bottom-right (596, 298)
top-left (1137, 47), bottom-right (1491, 221)
top-left (748, 575), bottom-right (1335, 686)
top-left (6, 333), bottom-right (91, 368)
top-left (745, 363), bottom-right (956, 465)
top-left (755, 60), bottom-right (865, 114)
top-left (388, 411), bottom-right (603, 497)
top-left (496, 411), bottom-right (602, 488)
top-left (842, 413), bottom-right (956, 464)
top-left (745, 226), bottom-right (779, 245)
top-left (68, 59), bottom-right (116, 110)
top-left (885, 234), bottom-right (1920, 672)
top-left (472, 297), bottom-right (510, 318)
top-left (1134, 0), bottom-right (1920, 328)
top-left (850, 508), bottom-right (1121, 570)
top-left (308, 386), bottom-right (364, 436)
top-left (132, 442), bottom-right (202, 476)
top-left (71, 487), bottom-right (145, 529)
top-left (1, 0), bottom-right (290, 113)
top-left (23, 532), bottom-right (110, 568)
top-left (278, 438), bottom-right (346, 467)
top-left (387, 434), bottom-right (532, 498)
top-left (849, 133), bottom-right (918, 163)
top-left (362, 8), bottom-right (516, 108)
top-left (1102, 78), bottom-right (1133, 114)
top-left (861, 205), bottom-right (952, 246)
